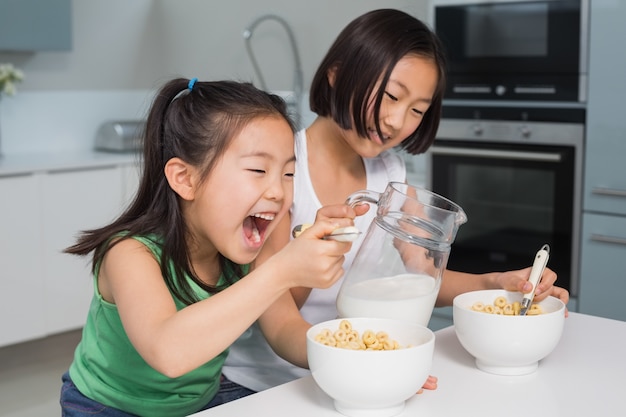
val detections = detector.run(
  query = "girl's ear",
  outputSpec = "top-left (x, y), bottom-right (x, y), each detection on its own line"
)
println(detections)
top-left (327, 65), bottom-right (338, 87)
top-left (164, 157), bottom-right (196, 201)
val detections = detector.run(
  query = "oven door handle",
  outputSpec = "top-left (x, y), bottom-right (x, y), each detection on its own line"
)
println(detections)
top-left (429, 146), bottom-right (562, 162)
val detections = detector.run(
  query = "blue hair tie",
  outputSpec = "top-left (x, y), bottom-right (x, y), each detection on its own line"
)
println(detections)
top-left (171, 77), bottom-right (198, 102)
top-left (188, 77), bottom-right (198, 91)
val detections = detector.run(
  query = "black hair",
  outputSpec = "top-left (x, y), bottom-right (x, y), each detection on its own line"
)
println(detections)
top-left (65, 78), bottom-right (295, 305)
top-left (309, 9), bottom-right (447, 155)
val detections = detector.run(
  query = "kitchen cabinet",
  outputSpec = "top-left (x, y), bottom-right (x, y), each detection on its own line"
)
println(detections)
top-left (579, 213), bottom-right (626, 320)
top-left (429, 307), bottom-right (453, 332)
top-left (579, 0), bottom-right (626, 321)
top-left (583, 0), bottom-right (626, 217)
top-left (0, 157), bottom-right (139, 347)
top-left (41, 166), bottom-right (124, 334)
top-left (0, 173), bottom-right (46, 346)
top-left (0, 0), bottom-right (72, 51)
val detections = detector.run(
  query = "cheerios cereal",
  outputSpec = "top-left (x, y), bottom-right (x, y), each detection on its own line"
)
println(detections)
top-left (471, 297), bottom-right (543, 316)
top-left (314, 320), bottom-right (405, 350)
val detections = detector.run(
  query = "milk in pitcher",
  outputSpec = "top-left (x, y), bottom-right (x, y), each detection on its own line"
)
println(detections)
top-left (336, 273), bottom-right (440, 327)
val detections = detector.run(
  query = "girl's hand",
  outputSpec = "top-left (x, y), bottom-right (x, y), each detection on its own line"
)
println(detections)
top-left (494, 267), bottom-right (570, 315)
top-left (272, 204), bottom-right (359, 290)
top-left (417, 375), bottom-right (438, 394)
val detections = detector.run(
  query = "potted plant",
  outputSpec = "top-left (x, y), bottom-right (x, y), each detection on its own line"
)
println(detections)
top-left (0, 63), bottom-right (24, 156)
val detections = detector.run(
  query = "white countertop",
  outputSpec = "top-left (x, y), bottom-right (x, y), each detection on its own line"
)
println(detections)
top-left (193, 312), bottom-right (626, 417)
top-left (0, 150), bottom-right (140, 176)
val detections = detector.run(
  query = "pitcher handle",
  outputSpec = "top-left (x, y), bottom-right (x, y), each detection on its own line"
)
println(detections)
top-left (345, 189), bottom-right (381, 208)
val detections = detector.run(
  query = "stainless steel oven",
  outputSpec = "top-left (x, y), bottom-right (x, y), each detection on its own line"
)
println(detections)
top-left (430, 0), bottom-right (589, 102)
top-left (427, 106), bottom-right (584, 295)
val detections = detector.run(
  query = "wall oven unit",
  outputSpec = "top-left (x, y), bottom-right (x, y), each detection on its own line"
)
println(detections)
top-left (431, 0), bottom-right (589, 102)
top-left (428, 106), bottom-right (584, 295)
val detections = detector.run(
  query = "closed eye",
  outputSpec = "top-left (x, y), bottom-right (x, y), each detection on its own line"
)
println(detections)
top-left (248, 169), bottom-right (266, 174)
top-left (385, 91), bottom-right (398, 101)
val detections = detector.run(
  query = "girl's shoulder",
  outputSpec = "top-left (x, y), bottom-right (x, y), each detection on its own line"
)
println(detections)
top-left (97, 234), bottom-right (161, 273)
top-left (128, 234), bottom-right (163, 257)
top-left (97, 235), bottom-right (163, 303)
top-left (112, 234), bottom-right (160, 254)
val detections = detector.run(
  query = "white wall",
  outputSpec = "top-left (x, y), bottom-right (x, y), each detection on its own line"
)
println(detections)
top-left (0, 0), bottom-right (430, 91)
top-left (0, 0), bottom-right (430, 155)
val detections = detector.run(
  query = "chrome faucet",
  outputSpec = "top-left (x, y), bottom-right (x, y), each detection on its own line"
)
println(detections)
top-left (243, 14), bottom-right (304, 126)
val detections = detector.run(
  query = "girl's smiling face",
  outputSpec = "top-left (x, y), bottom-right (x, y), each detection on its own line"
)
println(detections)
top-left (185, 116), bottom-right (295, 265)
top-left (343, 54), bottom-right (439, 159)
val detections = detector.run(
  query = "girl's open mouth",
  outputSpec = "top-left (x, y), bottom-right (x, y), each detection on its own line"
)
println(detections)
top-left (243, 213), bottom-right (275, 245)
top-left (368, 128), bottom-right (390, 146)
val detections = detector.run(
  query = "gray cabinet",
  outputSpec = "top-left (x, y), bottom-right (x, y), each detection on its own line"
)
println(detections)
top-left (579, 0), bottom-right (626, 321)
top-left (0, 0), bottom-right (72, 51)
top-left (583, 0), bottom-right (626, 215)
top-left (579, 214), bottom-right (626, 320)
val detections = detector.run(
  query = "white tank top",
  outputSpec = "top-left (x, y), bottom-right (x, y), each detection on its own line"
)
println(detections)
top-left (222, 128), bottom-right (406, 391)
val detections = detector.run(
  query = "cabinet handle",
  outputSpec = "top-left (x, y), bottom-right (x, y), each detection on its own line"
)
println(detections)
top-left (429, 146), bottom-right (562, 162)
top-left (590, 234), bottom-right (626, 246)
top-left (591, 187), bottom-right (626, 198)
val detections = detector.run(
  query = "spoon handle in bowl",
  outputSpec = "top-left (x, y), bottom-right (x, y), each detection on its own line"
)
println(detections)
top-left (520, 244), bottom-right (550, 315)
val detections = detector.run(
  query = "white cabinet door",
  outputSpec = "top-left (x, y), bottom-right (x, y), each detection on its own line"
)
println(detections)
top-left (0, 173), bottom-right (46, 346)
top-left (41, 166), bottom-right (124, 334)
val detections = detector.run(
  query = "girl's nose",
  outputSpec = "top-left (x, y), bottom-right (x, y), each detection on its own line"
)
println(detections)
top-left (265, 176), bottom-right (286, 201)
top-left (382, 105), bottom-right (405, 132)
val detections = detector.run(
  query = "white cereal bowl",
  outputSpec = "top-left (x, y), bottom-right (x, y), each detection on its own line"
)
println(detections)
top-left (306, 317), bottom-right (434, 417)
top-left (453, 289), bottom-right (566, 376)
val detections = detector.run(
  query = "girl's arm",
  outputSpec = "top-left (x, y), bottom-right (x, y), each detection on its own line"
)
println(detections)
top-left (257, 291), bottom-right (312, 368)
top-left (99, 215), bottom-right (352, 378)
top-left (436, 267), bottom-right (569, 307)
top-left (99, 239), bottom-right (299, 378)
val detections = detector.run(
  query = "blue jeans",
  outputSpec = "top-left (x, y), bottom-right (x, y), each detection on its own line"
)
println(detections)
top-left (60, 372), bottom-right (137, 417)
top-left (204, 375), bottom-right (256, 408)
top-left (60, 372), bottom-right (256, 416)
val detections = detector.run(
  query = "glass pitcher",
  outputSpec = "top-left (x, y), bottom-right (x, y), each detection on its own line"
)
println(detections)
top-left (336, 182), bottom-right (467, 326)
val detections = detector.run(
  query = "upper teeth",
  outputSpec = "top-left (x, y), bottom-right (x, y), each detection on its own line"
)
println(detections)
top-left (369, 129), bottom-right (390, 140)
top-left (253, 213), bottom-right (275, 221)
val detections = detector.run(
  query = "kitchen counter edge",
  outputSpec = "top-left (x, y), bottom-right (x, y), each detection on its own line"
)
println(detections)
top-left (0, 151), bottom-right (141, 177)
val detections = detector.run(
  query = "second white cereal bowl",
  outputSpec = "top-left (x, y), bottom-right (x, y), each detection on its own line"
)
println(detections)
top-left (306, 317), bottom-right (434, 417)
top-left (453, 289), bottom-right (566, 376)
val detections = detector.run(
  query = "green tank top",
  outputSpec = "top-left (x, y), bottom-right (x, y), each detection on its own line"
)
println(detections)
top-left (69, 235), bottom-right (247, 417)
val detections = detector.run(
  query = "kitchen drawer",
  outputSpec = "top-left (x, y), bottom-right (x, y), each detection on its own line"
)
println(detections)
top-left (578, 213), bottom-right (626, 321)
top-left (583, 125), bottom-right (626, 216)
